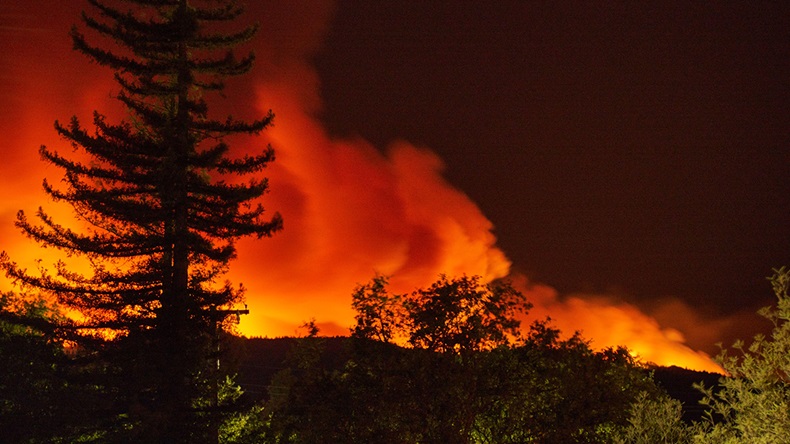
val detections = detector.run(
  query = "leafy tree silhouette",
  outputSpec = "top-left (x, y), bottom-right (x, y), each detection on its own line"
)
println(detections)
top-left (614, 267), bottom-right (790, 443)
top-left (261, 275), bottom-right (656, 443)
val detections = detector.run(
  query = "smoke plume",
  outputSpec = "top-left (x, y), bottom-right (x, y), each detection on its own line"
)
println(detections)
top-left (0, 2), bottom-right (728, 371)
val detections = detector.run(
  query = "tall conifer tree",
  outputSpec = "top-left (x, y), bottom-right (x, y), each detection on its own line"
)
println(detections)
top-left (1, 0), bottom-right (281, 441)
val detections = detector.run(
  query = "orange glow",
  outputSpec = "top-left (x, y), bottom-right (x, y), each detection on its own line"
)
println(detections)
top-left (0, 3), bottom-right (724, 372)
top-left (508, 275), bottom-right (724, 373)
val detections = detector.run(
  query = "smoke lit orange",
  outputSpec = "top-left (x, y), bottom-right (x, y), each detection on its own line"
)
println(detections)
top-left (1, 2), bottom-right (724, 373)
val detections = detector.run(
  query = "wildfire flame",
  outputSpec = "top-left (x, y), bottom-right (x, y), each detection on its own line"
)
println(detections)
top-left (0, 2), bottom-right (724, 373)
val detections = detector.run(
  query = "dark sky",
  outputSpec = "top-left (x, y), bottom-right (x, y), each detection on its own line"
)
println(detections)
top-left (313, 1), bottom-right (790, 322)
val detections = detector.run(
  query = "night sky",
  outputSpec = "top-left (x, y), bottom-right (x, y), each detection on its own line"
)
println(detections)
top-left (314, 1), bottom-right (790, 331)
top-left (1, 1), bottom-right (788, 370)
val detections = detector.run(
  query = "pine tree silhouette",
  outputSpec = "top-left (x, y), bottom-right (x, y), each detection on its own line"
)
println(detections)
top-left (1, 1), bottom-right (281, 441)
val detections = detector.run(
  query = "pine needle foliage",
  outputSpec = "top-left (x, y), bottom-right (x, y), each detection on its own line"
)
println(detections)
top-left (0, 1), bottom-right (281, 441)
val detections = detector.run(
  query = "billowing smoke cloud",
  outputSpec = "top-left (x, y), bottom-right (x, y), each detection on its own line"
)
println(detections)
top-left (228, 70), bottom-right (513, 337)
top-left (0, 2), bottom-right (730, 371)
top-left (509, 275), bottom-right (725, 372)
top-left (0, 4), bottom-right (119, 276)
top-left (223, 0), bottom-right (513, 336)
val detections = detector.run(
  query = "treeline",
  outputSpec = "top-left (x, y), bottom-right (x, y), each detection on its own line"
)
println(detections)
top-left (218, 270), bottom-right (790, 443)
top-left (3, 269), bottom-right (790, 442)
top-left (0, 275), bottom-right (657, 443)
top-left (228, 275), bottom-right (661, 443)
top-left (233, 335), bottom-right (655, 443)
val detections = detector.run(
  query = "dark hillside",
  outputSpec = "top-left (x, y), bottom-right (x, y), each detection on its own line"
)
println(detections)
top-left (649, 365), bottom-right (722, 423)
top-left (233, 336), bottom-right (349, 401)
top-left (233, 336), bottom-right (722, 423)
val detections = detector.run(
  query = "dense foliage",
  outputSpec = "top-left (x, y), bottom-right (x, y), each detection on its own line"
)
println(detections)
top-left (0, 1), bottom-right (279, 442)
top-left (9, 266), bottom-right (789, 443)
top-left (615, 267), bottom-right (790, 443)
top-left (248, 276), bottom-right (660, 444)
top-left (0, 292), bottom-right (103, 443)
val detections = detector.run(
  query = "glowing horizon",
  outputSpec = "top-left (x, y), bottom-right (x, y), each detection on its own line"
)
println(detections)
top-left (0, 2), bottom-right (732, 374)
